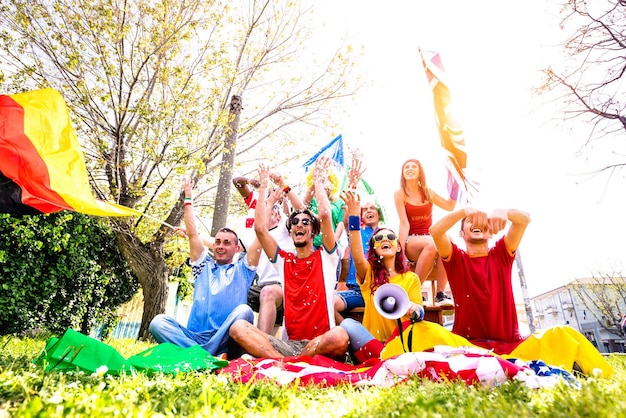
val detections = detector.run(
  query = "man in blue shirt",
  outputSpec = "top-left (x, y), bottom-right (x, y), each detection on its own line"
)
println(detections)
top-left (149, 178), bottom-right (262, 357)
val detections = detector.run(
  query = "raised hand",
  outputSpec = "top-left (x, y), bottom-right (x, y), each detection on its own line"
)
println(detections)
top-left (312, 156), bottom-right (331, 184)
top-left (182, 177), bottom-right (194, 198)
top-left (488, 209), bottom-right (508, 235)
top-left (347, 158), bottom-right (365, 190)
top-left (340, 190), bottom-right (361, 217)
top-left (269, 171), bottom-right (285, 188)
top-left (256, 163), bottom-right (271, 189)
top-left (464, 207), bottom-right (488, 232)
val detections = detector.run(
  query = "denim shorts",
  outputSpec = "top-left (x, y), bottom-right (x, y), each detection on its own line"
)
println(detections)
top-left (336, 288), bottom-right (365, 311)
top-left (269, 335), bottom-right (309, 356)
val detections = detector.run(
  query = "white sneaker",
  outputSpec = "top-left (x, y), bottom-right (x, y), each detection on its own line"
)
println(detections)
top-left (435, 292), bottom-right (454, 308)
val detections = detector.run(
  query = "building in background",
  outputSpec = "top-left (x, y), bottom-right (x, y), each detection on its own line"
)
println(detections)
top-left (531, 277), bottom-right (626, 353)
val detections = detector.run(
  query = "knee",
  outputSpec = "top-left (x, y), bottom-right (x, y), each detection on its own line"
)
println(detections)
top-left (148, 314), bottom-right (167, 333)
top-left (328, 326), bottom-right (350, 348)
top-left (334, 294), bottom-right (346, 312)
top-left (233, 304), bottom-right (254, 322)
top-left (339, 318), bottom-right (359, 334)
top-left (421, 243), bottom-right (437, 257)
top-left (260, 285), bottom-right (282, 305)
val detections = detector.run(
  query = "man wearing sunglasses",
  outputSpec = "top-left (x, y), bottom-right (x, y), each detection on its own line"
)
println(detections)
top-left (233, 171), bottom-right (304, 335)
top-left (229, 158), bottom-right (350, 360)
top-left (149, 177), bottom-right (263, 359)
top-left (429, 207), bottom-right (613, 377)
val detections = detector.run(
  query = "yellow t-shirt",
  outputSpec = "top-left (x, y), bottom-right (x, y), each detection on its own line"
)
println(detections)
top-left (359, 266), bottom-right (422, 342)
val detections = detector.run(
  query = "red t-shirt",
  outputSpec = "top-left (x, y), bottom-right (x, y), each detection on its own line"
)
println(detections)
top-left (443, 239), bottom-right (524, 353)
top-left (405, 201), bottom-right (433, 235)
top-left (244, 191), bottom-right (257, 228)
top-left (274, 247), bottom-right (339, 340)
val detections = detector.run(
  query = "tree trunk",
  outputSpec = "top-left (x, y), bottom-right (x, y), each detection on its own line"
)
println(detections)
top-left (138, 264), bottom-right (169, 340)
top-left (211, 95), bottom-right (243, 235)
top-left (113, 222), bottom-right (171, 341)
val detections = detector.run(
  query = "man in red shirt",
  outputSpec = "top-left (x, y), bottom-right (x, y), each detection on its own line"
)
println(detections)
top-left (229, 157), bottom-right (349, 360)
top-left (430, 207), bottom-right (613, 377)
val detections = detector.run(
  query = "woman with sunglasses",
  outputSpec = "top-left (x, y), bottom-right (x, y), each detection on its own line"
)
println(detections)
top-left (339, 191), bottom-right (471, 362)
top-left (394, 159), bottom-right (456, 306)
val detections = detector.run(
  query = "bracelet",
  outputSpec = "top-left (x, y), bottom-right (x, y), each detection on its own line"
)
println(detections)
top-left (348, 216), bottom-right (360, 231)
top-left (184, 197), bottom-right (192, 202)
top-left (184, 202), bottom-right (192, 207)
top-left (282, 186), bottom-right (291, 194)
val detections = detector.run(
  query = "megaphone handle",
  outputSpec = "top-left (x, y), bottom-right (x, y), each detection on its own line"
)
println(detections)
top-left (398, 318), bottom-right (407, 353)
top-left (397, 318), bottom-right (415, 353)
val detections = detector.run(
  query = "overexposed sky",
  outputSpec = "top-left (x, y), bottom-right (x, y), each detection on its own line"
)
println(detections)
top-left (311, 1), bottom-right (626, 296)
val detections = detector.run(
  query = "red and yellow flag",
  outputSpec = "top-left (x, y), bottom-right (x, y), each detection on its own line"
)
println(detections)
top-left (0, 88), bottom-right (141, 217)
top-left (419, 48), bottom-right (479, 203)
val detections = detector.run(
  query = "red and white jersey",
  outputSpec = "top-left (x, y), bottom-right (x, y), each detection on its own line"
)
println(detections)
top-left (273, 246), bottom-right (339, 341)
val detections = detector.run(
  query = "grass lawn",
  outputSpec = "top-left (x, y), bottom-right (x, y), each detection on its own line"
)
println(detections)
top-left (2, 334), bottom-right (626, 417)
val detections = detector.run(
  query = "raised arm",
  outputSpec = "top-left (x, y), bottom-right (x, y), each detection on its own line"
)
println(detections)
top-left (232, 176), bottom-right (259, 200)
top-left (394, 189), bottom-right (410, 252)
top-left (253, 164), bottom-right (279, 262)
top-left (269, 170), bottom-right (305, 212)
top-left (430, 207), bottom-right (490, 258)
top-left (312, 156), bottom-right (336, 251)
top-left (430, 188), bottom-right (457, 212)
top-left (341, 191), bottom-right (368, 281)
top-left (182, 177), bottom-right (205, 262)
top-left (489, 209), bottom-right (531, 253)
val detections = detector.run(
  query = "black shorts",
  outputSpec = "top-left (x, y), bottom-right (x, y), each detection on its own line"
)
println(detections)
top-left (247, 281), bottom-right (284, 325)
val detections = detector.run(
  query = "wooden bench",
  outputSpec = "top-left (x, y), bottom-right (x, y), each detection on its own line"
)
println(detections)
top-left (343, 305), bottom-right (451, 326)
top-left (340, 264), bottom-right (454, 326)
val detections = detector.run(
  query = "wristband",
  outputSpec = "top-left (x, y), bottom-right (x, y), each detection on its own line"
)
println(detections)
top-left (184, 197), bottom-right (192, 202)
top-left (411, 305), bottom-right (425, 323)
top-left (348, 216), bottom-right (361, 231)
top-left (184, 202), bottom-right (192, 207)
top-left (282, 185), bottom-right (291, 194)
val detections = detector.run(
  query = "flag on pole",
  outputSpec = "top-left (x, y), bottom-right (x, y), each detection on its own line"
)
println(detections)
top-left (0, 88), bottom-right (141, 217)
top-left (302, 134), bottom-right (345, 172)
top-left (419, 48), bottom-right (479, 203)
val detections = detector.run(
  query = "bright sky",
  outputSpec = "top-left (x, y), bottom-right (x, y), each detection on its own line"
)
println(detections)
top-left (312, 1), bottom-right (626, 297)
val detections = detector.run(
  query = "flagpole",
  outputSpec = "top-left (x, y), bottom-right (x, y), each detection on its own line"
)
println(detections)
top-left (515, 249), bottom-right (536, 333)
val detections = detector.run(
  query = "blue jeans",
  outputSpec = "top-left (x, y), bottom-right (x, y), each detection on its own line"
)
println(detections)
top-left (149, 304), bottom-right (254, 356)
top-left (336, 287), bottom-right (365, 311)
top-left (340, 318), bottom-right (375, 352)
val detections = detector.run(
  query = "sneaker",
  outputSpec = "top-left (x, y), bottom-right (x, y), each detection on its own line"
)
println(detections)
top-left (435, 291), bottom-right (454, 308)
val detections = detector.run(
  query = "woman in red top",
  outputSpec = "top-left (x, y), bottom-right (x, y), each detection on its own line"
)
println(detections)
top-left (394, 159), bottom-right (456, 306)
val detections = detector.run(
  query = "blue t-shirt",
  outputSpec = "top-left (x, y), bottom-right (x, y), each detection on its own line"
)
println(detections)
top-left (186, 250), bottom-right (256, 333)
top-left (346, 225), bottom-right (375, 288)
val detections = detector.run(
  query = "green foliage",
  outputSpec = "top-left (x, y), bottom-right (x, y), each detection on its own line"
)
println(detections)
top-left (0, 0), bottom-right (362, 336)
top-left (0, 213), bottom-right (139, 336)
top-left (2, 336), bottom-right (626, 417)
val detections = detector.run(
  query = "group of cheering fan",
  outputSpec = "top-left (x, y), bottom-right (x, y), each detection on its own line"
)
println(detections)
top-left (148, 155), bottom-right (613, 378)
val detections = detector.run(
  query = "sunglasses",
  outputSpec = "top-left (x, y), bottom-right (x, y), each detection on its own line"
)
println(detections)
top-left (291, 217), bottom-right (312, 226)
top-left (373, 232), bottom-right (397, 242)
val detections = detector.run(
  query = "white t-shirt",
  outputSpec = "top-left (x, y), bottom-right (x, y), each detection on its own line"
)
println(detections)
top-left (256, 214), bottom-right (294, 285)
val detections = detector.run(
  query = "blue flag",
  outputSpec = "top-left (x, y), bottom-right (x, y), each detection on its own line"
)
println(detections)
top-left (302, 134), bottom-right (345, 172)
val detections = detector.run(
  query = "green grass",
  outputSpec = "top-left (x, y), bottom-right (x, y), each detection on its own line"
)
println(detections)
top-left (2, 335), bottom-right (626, 417)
